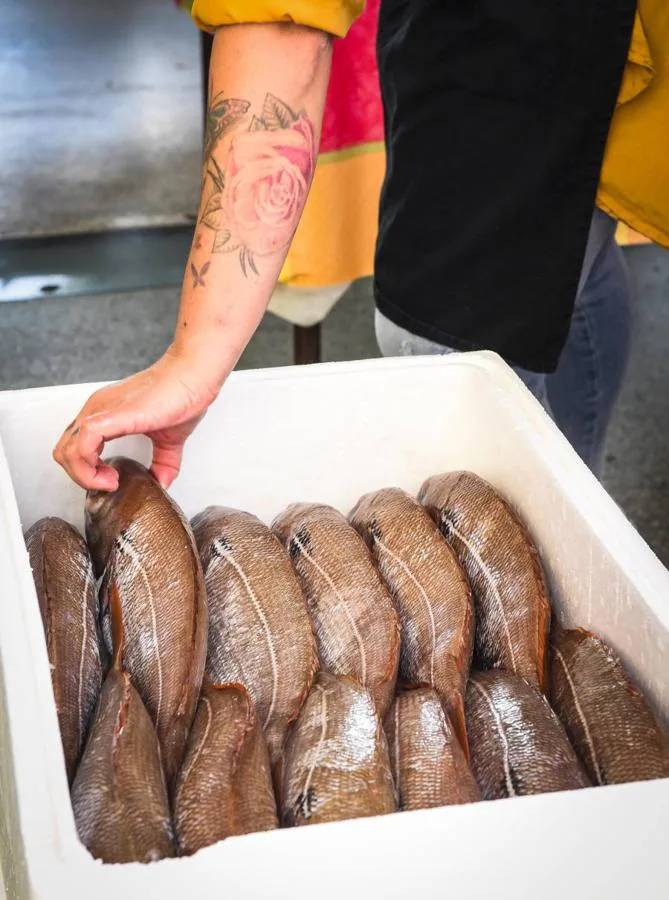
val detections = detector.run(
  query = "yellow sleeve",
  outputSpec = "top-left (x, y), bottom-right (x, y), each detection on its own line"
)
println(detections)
top-left (191, 0), bottom-right (364, 38)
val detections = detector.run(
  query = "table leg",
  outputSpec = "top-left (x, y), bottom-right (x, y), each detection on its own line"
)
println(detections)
top-left (293, 324), bottom-right (322, 365)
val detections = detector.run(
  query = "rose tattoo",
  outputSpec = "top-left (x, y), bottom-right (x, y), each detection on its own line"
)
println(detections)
top-left (198, 93), bottom-right (316, 277)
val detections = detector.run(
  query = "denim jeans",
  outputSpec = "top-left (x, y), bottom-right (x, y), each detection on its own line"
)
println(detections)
top-left (375, 208), bottom-right (631, 475)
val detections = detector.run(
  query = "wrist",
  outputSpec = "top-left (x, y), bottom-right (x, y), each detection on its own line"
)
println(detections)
top-left (167, 330), bottom-right (240, 394)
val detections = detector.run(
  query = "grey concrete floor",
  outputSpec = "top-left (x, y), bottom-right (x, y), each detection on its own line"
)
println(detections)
top-left (601, 246), bottom-right (669, 562)
top-left (0, 278), bottom-right (379, 389)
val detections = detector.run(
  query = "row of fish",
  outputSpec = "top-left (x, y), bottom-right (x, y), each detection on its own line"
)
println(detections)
top-left (24, 459), bottom-right (669, 864)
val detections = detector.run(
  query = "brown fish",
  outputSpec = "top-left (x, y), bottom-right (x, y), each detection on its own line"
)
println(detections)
top-left (385, 688), bottom-right (481, 811)
top-left (24, 516), bottom-right (103, 784)
top-left (281, 673), bottom-right (396, 826)
top-left (71, 598), bottom-right (174, 864)
top-left (85, 457), bottom-right (207, 791)
top-left (272, 502), bottom-right (400, 717)
top-left (419, 471), bottom-right (551, 692)
top-left (173, 681), bottom-right (278, 855)
top-left (551, 627), bottom-right (669, 785)
top-left (466, 670), bottom-right (589, 799)
top-left (191, 506), bottom-right (318, 770)
top-left (349, 488), bottom-right (474, 757)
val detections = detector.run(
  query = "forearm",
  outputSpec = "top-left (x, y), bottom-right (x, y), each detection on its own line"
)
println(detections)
top-left (172, 22), bottom-right (332, 386)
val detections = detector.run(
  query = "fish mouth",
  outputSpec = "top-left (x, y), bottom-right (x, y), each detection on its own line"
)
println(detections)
top-left (85, 488), bottom-right (118, 536)
top-left (85, 490), bottom-right (111, 519)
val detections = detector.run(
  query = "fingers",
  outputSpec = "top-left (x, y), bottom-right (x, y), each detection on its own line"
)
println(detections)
top-left (53, 424), bottom-right (119, 491)
top-left (54, 412), bottom-right (128, 491)
top-left (52, 356), bottom-right (212, 491)
top-left (54, 405), bottom-right (188, 492)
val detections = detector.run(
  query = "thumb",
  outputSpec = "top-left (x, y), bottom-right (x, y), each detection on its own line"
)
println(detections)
top-left (150, 436), bottom-right (185, 490)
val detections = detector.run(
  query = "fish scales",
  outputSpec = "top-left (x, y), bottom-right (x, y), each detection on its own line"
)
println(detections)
top-left (349, 488), bottom-right (474, 757)
top-left (281, 673), bottom-right (396, 826)
top-left (71, 668), bottom-right (175, 863)
top-left (272, 502), bottom-right (400, 717)
top-left (419, 471), bottom-right (551, 692)
top-left (174, 681), bottom-right (278, 854)
top-left (385, 688), bottom-right (481, 811)
top-left (25, 517), bottom-right (103, 785)
top-left (466, 670), bottom-right (590, 800)
top-left (85, 458), bottom-right (208, 791)
top-left (550, 627), bottom-right (669, 785)
top-left (191, 506), bottom-right (318, 771)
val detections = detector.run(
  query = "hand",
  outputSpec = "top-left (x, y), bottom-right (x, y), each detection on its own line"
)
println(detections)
top-left (53, 346), bottom-right (222, 491)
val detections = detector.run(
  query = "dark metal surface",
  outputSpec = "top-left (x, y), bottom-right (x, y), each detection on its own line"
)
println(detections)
top-left (0, 226), bottom-right (193, 303)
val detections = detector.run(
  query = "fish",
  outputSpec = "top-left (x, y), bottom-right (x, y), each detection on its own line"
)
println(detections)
top-left (385, 688), bottom-right (481, 811)
top-left (550, 627), bottom-right (669, 785)
top-left (173, 681), bottom-right (278, 855)
top-left (71, 590), bottom-right (175, 864)
top-left (466, 670), bottom-right (590, 799)
top-left (85, 457), bottom-right (208, 791)
top-left (281, 672), bottom-right (397, 826)
top-left (24, 516), bottom-right (103, 785)
top-left (191, 506), bottom-right (318, 771)
top-left (349, 488), bottom-right (474, 757)
top-left (419, 471), bottom-right (551, 692)
top-left (272, 502), bottom-right (400, 717)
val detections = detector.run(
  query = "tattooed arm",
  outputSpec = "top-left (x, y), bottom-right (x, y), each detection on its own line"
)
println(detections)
top-left (178, 24), bottom-right (329, 380)
top-left (54, 24), bottom-right (331, 490)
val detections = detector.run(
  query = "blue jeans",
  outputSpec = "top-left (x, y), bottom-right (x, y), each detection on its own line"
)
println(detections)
top-left (375, 208), bottom-right (631, 475)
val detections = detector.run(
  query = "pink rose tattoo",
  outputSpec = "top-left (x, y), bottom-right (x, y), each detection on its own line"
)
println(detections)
top-left (199, 93), bottom-right (316, 277)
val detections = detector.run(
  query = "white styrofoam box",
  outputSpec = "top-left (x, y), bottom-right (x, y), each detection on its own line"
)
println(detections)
top-left (0, 353), bottom-right (667, 900)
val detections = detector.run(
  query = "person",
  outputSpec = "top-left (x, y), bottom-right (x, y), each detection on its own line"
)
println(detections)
top-left (54, 1), bottom-right (669, 490)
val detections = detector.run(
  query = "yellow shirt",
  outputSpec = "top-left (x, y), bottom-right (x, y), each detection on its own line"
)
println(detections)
top-left (192, 0), bottom-right (669, 250)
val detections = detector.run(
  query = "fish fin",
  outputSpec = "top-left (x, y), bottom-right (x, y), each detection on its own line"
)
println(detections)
top-left (447, 693), bottom-right (470, 763)
top-left (110, 581), bottom-right (125, 671)
top-left (400, 680), bottom-right (431, 692)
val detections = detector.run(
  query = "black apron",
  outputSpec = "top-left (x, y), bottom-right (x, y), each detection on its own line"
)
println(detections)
top-left (374, 0), bottom-right (637, 372)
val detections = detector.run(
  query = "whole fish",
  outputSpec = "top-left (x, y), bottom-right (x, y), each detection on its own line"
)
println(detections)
top-left (281, 673), bottom-right (396, 826)
top-left (419, 471), bottom-right (551, 692)
top-left (85, 457), bottom-right (208, 791)
top-left (272, 502), bottom-right (400, 717)
top-left (174, 681), bottom-right (278, 855)
top-left (466, 670), bottom-right (589, 799)
top-left (551, 627), bottom-right (669, 785)
top-left (385, 688), bottom-right (481, 811)
top-left (24, 517), bottom-right (103, 784)
top-left (71, 597), bottom-right (174, 864)
top-left (349, 488), bottom-right (474, 757)
top-left (191, 506), bottom-right (318, 770)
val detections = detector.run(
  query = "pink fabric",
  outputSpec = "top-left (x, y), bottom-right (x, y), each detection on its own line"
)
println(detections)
top-left (319, 0), bottom-right (384, 154)
top-left (180, 0), bottom-right (384, 155)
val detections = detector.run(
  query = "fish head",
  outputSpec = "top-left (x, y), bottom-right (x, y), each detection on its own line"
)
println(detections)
top-left (85, 457), bottom-right (155, 574)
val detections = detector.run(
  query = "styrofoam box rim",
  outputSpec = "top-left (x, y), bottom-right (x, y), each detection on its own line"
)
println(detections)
top-left (0, 352), bottom-right (668, 900)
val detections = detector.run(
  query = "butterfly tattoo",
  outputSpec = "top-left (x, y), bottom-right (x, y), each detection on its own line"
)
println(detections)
top-left (204, 96), bottom-right (251, 157)
top-left (190, 261), bottom-right (210, 288)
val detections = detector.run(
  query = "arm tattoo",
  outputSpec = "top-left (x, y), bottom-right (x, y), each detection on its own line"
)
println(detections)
top-left (195, 92), bottom-right (316, 278)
